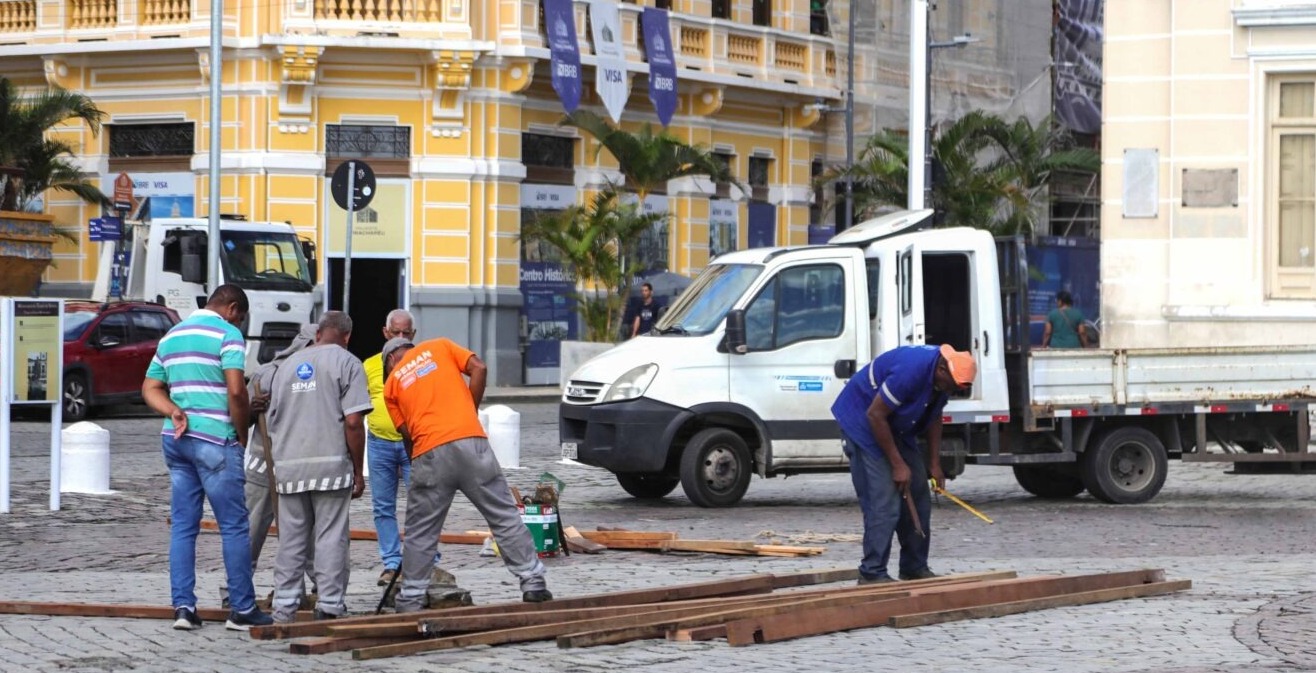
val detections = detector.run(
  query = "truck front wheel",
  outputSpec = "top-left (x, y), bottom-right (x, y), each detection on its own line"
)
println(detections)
top-left (616, 473), bottom-right (680, 499)
top-left (1012, 464), bottom-right (1085, 499)
top-left (1081, 427), bottom-right (1168, 504)
top-left (679, 428), bottom-right (752, 508)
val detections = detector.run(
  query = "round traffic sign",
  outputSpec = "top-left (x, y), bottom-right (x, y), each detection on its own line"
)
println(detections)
top-left (330, 160), bottom-right (377, 212)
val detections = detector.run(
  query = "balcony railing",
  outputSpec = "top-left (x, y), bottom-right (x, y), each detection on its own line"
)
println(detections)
top-left (141, 0), bottom-right (191, 25)
top-left (1, 0), bottom-right (201, 39)
top-left (70, 0), bottom-right (118, 28)
top-left (525, 1), bottom-right (840, 92)
top-left (314, 0), bottom-right (442, 23)
top-left (0, 0), bottom-right (36, 32)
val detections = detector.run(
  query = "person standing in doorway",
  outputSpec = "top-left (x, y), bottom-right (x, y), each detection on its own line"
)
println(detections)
top-left (830, 344), bottom-right (976, 585)
top-left (362, 309), bottom-right (453, 590)
top-left (142, 284), bottom-right (274, 632)
top-left (1042, 291), bottom-right (1089, 349)
top-left (266, 311), bottom-right (372, 622)
top-left (383, 335), bottom-right (552, 610)
top-left (630, 282), bottom-right (664, 338)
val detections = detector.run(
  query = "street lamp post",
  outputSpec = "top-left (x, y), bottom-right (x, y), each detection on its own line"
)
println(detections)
top-left (844, 0), bottom-right (856, 232)
top-left (208, 0), bottom-right (222, 289)
top-left (908, 0), bottom-right (977, 212)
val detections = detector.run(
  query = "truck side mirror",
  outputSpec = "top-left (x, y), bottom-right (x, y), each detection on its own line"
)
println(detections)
top-left (300, 239), bottom-right (318, 285)
top-left (180, 233), bottom-right (206, 284)
top-left (725, 309), bottom-right (747, 355)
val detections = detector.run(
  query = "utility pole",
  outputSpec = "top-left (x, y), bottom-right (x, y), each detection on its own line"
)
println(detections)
top-left (843, 0), bottom-right (856, 231)
top-left (909, 0), bottom-right (977, 213)
top-left (207, 0), bottom-right (222, 290)
top-left (908, 0), bottom-right (929, 211)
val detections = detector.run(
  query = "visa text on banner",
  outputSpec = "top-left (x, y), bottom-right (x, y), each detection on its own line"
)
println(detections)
top-left (589, 0), bottom-right (629, 123)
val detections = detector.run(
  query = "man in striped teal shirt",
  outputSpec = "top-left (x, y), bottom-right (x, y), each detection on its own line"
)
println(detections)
top-left (142, 284), bottom-right (274, 632)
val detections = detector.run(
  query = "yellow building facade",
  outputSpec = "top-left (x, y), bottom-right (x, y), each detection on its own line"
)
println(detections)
top-left (2, 0), bottom-right (846, 383)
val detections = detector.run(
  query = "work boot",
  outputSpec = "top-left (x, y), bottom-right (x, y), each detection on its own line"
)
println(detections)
top-left (312, 608), bottom-right (340, 621)
top-left (857, 573), bottom-right (898, 585)
top-left (898, 568), bottom-right (939, 581)
top-left (522, 589), bottom-right (553, 603)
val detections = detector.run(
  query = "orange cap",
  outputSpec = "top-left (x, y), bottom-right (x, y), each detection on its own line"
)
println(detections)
top-left (938, 344), bottom-right (977, 385)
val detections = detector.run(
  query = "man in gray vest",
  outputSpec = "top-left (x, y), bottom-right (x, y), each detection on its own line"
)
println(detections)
top-left (267, 311), bottom-right (372, 621)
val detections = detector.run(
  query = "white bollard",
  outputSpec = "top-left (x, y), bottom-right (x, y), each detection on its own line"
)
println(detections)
top-left (482, 405), bottom-right (521, 469)
top-left (60, 422), bottom-right (113, 494)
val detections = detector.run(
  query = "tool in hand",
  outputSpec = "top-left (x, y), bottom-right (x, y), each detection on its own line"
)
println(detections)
top-left (903, 489), bottom-right (925, 538)
top-left (375, 566), bottom-right (401, 615)
top-left (930, 480), bottom-right (994, 524)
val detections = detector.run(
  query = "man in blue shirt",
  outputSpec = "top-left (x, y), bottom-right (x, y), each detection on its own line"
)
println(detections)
top-left (142, 284), bottom-right (274, 632)
top-left (830, 344), bottom-right (976, 584)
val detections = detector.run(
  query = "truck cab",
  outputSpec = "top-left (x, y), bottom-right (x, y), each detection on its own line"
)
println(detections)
top-left (560, 209), bottom-right (1010, 506)
top-left (115, 215), bottom-right (316, 373)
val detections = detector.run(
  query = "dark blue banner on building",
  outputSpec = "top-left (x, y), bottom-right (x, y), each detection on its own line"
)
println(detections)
top-left (641, 8), bottom-right (678, 126)
top-left (520, 261), bottom-right (578, 369)
top-left (1054, 0), bottom-right (1103, 134)
top-left (544, 0), bottom-right (582, 113)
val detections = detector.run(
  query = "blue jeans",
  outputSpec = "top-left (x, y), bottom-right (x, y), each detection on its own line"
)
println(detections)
top-left (842, 433), bottom-right (932, 580)
top-left (368, 433), bottom-right (441, 571)
top-left (163, 434), bottom-right (257, 613)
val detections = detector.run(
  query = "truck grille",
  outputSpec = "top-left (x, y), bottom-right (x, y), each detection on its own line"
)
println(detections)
top-left (257, 322), bottom-right (302, 364)
top-left (563, 379), bottom-right (606, 404)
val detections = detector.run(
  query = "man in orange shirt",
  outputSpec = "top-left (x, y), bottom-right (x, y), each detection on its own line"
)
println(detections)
top-left (381, 336), bottom-right (551, 610)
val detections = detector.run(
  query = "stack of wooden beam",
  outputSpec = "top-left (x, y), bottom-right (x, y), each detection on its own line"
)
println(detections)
top-left (568, 528), bottom-right (826, 557)
top-left (196, 520), bottom-right (824, 557)
top-left (245, 567), bottom-right (1188, 660)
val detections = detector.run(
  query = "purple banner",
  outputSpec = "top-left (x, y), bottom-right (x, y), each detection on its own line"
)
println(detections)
top-left (544, 0), bottom-right (581, 113)
top-left (641, 8), bottom-right (678, 126)
top-left (1054, 0), bottom-right (1103, 134)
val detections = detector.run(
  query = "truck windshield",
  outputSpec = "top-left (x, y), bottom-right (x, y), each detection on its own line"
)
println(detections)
top-left (220, 231), bottom-right (313, 292)
top-left (653, 264), bottom-right (762, 336)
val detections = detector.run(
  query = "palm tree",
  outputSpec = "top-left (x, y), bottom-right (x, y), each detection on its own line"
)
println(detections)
top-left (822, 111), bottom-right (1098, 235)
top-left (518, 110), bottom-right (741, 342)
top-left (560, 109), bottom-right (740, 203)
top-left (519, 189), bottom-right (666, 341)
top-left (0, 77), bottom-right (110, 213)
top-left (980, 115), bottom-right (1100, 235)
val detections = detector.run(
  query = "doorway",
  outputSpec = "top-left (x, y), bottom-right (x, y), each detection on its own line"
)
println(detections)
top-left (327, 257), bottom-right (405, 361)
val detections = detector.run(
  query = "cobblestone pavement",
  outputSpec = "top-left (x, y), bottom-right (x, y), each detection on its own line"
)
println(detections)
top-left (2, 400), bottom-right (1316, 672)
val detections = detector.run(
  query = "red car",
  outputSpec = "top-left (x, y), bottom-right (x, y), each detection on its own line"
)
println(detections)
top-left (63, 301), bottom-right (180, 421)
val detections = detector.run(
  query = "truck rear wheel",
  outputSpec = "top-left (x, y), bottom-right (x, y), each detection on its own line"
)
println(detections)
top-left (1081, 427), bottom-right (1168, 504)
top-left (616, 473), bottom-right (680, 499)
top-left (1012, 465), bottom-right (1085, 499)
top-left (680, 428), bottom-right (752, 508)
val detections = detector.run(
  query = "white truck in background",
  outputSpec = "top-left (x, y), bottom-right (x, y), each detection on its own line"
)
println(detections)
top-left (93, 214), bottom-right (318, 374)
top-left (559, 209), bottom-right (1316, 507)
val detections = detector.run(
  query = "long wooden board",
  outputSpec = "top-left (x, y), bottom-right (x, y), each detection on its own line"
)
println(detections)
top-left (253, 573), bottom-right (777, 641)
top-left (724, 569), bottom-right (1167, 646)
top-left (0, 601), bottom-right (231, 622)
top-left (888, 579), bottom-right (1191, 628)
top-left (289, 635), bottom-right (409, 655)
top-left (196, 519), bottom-right (488, 545)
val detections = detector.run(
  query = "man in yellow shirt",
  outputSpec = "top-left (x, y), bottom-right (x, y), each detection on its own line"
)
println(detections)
top-left (363, 309), bottom-right (446, 587)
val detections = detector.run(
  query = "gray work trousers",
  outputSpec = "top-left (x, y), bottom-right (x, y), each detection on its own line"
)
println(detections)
top-left (271, 488), bottom-right (351, 620)
top-left (395, 437), bottom-right (546, 612)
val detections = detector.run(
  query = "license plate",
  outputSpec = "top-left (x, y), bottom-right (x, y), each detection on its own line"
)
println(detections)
top-left (560, 442), bottom-right (578, 460)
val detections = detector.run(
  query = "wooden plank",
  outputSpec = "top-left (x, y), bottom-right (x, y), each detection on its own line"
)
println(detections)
top-left (661, 540), bottom-right (758, 553)
top-left (769, 567), bottom-right (860, 588)
top-left (555, 588), bottom-right (916, 648)
top-left (0, 601), bottom-right (230, 622)
top-left (724, 569), bottom-right (1168, 646)
top-left (254, 573), bottom-right (777, 640)
top-left (197, 519), bottom-right (487, 545)
top-left (563, 526), bottom-right (607, 554)
top-left (668, 624), bottom-right (727, 641)
top-left (290, 636), bottom-right (410, 655)
top-left (888, 579), bottom-right (1192, 628)
top-left (325, 623), bottom-right (423, 638)
top-left (416, 584), bottom-right (919, 637)
top-left (578, 530), bottom-right (678, 543)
